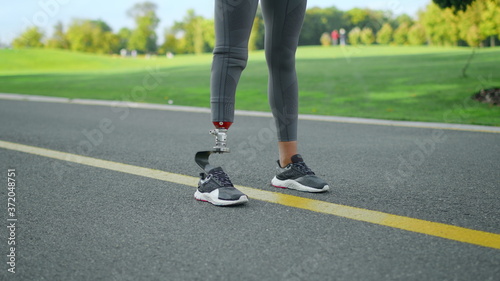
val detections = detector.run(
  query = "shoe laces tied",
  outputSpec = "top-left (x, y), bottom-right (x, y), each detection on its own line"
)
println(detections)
top-left (293, 162), bottom-right (315, 175)
top-left (211, 169), bottom-right (233, 187)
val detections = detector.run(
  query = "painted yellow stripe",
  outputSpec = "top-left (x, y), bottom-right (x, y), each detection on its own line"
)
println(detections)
top-left (1, 140), bottom-right (499, 250)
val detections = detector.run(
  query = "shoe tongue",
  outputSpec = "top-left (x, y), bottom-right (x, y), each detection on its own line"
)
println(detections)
top-left (208, 166), bottom-right (224, 174)
top-left (291, 154), bottom-right (304, 163)
top-left (207, 167), bottom-right (233, 187)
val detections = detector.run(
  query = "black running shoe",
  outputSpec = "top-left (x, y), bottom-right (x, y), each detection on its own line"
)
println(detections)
top-left (271, 154), bottom-right (329, 193)
top-left (195, 167), bottom-right (248, 206)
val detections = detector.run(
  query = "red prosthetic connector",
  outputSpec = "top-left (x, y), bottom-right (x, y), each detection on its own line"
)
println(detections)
top-left (213, 121), bottom-right (233, 130)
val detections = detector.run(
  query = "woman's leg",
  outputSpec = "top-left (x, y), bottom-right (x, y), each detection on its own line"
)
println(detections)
top-left (261, 0), bottom-right (307, 166)
top-left (195, 0), bottom-right (259, 206)
top-left (262, 0), bottom-right (329, 192)
top-left (211, 0), bottom-right (259, 129)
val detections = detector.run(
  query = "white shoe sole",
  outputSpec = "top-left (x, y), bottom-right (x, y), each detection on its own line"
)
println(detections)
top-left (271, 177), bottom-right (329, 193)
top-left (194, 189), bottom-right (248, 206)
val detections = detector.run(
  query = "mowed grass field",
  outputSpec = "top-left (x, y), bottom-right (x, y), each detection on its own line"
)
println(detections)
top-left (1, 46), bottom-right (499, 125)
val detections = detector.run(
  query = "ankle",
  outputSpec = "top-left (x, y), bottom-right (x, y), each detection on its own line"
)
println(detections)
top-left (279, 158), bottom-right (292, 167)
top-left (278, 141), bottom-right (298, 168)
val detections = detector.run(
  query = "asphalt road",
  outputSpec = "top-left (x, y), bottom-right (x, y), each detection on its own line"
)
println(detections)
top-left (0, 97), bottom-right (499, 281)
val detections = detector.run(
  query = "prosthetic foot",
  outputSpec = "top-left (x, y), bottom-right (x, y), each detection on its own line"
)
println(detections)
top-left (195, 122), bottom-right (232, 173)
top-left (194, 122), bottom-right (248, 206)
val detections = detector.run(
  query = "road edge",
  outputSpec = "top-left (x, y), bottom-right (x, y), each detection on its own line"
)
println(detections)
top-left (1, 93), bottom-right (498, 133)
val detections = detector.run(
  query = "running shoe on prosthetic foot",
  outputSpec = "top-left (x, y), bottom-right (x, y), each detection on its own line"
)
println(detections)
top-left (272, 154), bottom-right (329, 193)
top-left (194, 122), bottom-right (248, 206)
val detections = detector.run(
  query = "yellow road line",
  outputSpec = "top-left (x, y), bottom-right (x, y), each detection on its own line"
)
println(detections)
top-left (1, 139), bottom-right (499, 250)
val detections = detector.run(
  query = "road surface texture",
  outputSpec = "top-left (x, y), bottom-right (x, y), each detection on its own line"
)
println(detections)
top-left (0, 95), bottom-right (499, 281)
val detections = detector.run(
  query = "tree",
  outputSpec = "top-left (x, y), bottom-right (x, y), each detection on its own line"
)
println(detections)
top-left (171, 9), bottom-right (215, 54)
top-left (248, 14), bottom-right (264, 51)
top-left (127, 2), bottom-right (160, 53)
top-left (296, 6), bottom-right (394, 46)
top-left (300, 7), bottom-right (328, 45)
top-left (479, 0), bottom-right (500, 46)
top-left (376, 23), bottom-right (393, 44)
top-left (457, 0), bottom-right (486, 47)
top-left (181, 10), bottom-right (204, 54)
top-left (300, 6), bottom-right (347, 46)
top-left (432, 0), bottom-right (476, 11)
top-left (420, 3), bottom-right (459, 46)
top-left (92, 20), bottom-right (112, 32)
top-left (344, 8), bottom-right (369, 27)
top-left (117, 27), bottom-right (132, 50)
top-left (496, 0), bottom-right (500, 40)
top-left (395, 14), bottom-right (414, 26)
top-left (46, 21), bottom-right (69, 49)
top-left (201, 18), bottom-right (215, 53)
top-left (408, 24), bottom-right (427, 45)
top-left (159, 32), bottom-right (179, 54)
top-left (364, 9), bottom-right (392, 32)
top-left (348, 27), bottom-right (361, 45)
top-left (464, 25), bottom-right (482, 47)
top-left (393, 22), bottom-right (410, 45)
top-left (101, 32), bottom-right (121, 54)
top-left (343, 8), bottom-right (391, 32)
top-left (12, 27), bottom-right (44, 48)
top-left (66, 19), bottom-right (119, 54)
top-left (360, 27), bottom-right (375, 45)
top-left (66, 19), bottom-right (91, 52)
top-left (441, 6), bottom-right (461, 45)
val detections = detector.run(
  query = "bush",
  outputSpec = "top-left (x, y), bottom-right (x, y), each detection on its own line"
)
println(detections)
top-left (348, 27), bottom-right (361, 45)
top-left (393, 22), bottom-right (410, 45)
top-left (408, 24), bottom-right (427, 45)
top-left (360, 27), bottom-right (375, 45)
top-left (376, 23), bottom-right (393, 45)
top-left (465, 25), bottom-right (482, 47)
top-left (320, 32), bottom-right (331, 46)
top-left (12, 27), bottom-right (44, 48)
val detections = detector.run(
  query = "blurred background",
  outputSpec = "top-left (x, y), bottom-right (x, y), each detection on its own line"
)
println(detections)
top-left (3, 0), bottom-right (498, 53)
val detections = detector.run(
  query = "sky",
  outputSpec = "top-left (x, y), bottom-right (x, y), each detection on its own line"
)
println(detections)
top-left (0, 0), bottom-right (431, 44)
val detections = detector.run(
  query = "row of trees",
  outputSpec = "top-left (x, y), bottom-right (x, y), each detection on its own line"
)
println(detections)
top-left (12, 2), bottom-right (160, 54)
top-left (11, 0), bottom-right (500, 55)
top-left (318, 0), bottom-right (500, 47)
top-left (11, 2), bottom-right (216, 55)
top-left (421, 0), bottom-right (500, 47)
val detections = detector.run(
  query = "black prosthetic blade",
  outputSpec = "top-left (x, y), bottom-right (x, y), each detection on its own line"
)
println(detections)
top-left (195, 151), bottom-right (215, 173)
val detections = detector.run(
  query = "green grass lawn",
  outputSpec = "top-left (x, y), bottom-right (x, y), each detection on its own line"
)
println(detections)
top-left (1, 46), bottom-right (499, 126)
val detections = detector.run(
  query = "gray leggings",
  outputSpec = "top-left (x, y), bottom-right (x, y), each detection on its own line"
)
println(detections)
top-left (211, 0), bottom-right (307, 142)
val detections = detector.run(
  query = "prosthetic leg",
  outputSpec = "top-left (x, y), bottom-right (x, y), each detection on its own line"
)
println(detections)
top-left (195, 122), bottom-right (232, 173)
top-left (194, 122), bottom-right (249, 206)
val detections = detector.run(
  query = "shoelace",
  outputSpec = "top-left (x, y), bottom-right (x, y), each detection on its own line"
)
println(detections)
top-left (292, 162), bottom-right (315, 175)
top-left (210, 169), bottom-right (233, 187)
